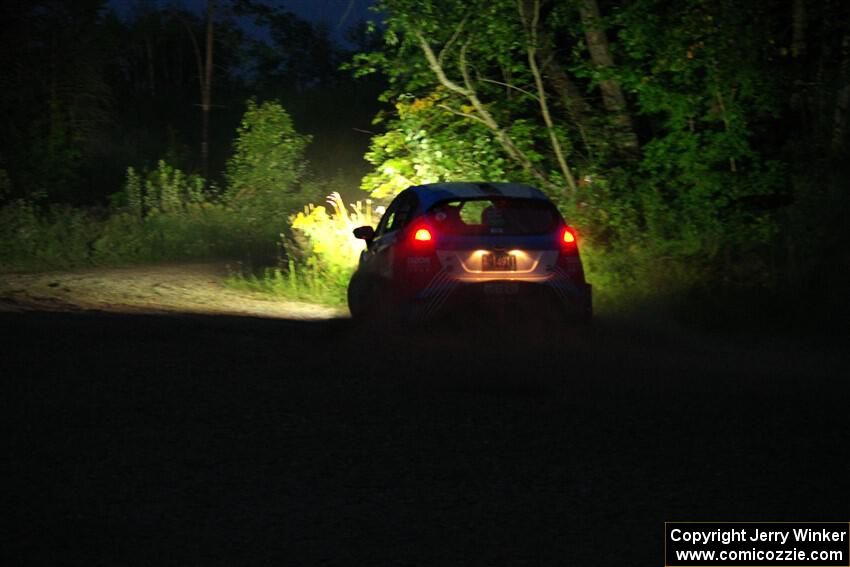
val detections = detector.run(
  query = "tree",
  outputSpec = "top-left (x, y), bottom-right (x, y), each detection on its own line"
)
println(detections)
top-left (172, 0), bottom-right (217, 180)
top-left (354, 0), bottom-right (589, 199)
top-left (361, 92), bottom-right (511, 198)
top-left (0, 0), bottom-right (111, 202)
top-left (577, 0), bottom-right (638, 152)
top-left (177, 0), bottom-right (217, 180)
top-left (518, 0), bottom-right (578, 191)
top-left (225, 99), bottom-right (312, 218)
top-left (354, 0), bottom-right (804, 296)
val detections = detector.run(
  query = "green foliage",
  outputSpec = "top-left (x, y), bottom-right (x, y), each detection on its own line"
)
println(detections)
top-left (350, 0), bottom-right (797, 317)
top-left (0, 199), bottom-right (100, 269)
top-left (228, 192), bottom-right (381, 306)
top-left (606, 0), bottom-right (783, 283)
top-left (362, 92), bottom-right (510, 198)
top-left (0, 1), bottom-right (111, 202)
top-left (225, 187), bottom-right (387, 305)
top-left (0, 154), bottom-right (374, 307)
top-left (226, 260), bottom-right (350, 306)
top-left (355, 0), bottom-right (574, 198)
top-left (289, 192), bottom-right (379, 272)
top-left (113, 161), bottom-right (208, 217)
top-left (0, 161), bottom-right (278, 270)
top-left (225, 99), bottom-right (313, 219)
top-left (93, 162), bottom-right (247, 263)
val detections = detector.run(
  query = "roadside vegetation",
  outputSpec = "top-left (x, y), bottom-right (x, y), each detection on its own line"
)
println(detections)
top-left (1, 0), bottom-right (848, 331)
top-left (1, 100), bottom-right (310, 272)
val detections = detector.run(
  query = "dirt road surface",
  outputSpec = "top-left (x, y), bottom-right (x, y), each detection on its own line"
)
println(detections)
top-left (2, 264), bottom-right (848, 565)
top-left (0, 262), bottom-right (343, 319)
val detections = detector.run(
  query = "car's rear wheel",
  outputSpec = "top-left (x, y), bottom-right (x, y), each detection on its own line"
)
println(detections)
top-left (347, 271), bottom-right (368, 321)
top-left (349, 274), bottom-right (406, 329)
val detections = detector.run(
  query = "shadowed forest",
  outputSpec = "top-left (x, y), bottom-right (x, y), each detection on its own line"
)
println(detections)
top-left (1, 0), bottom-right (849, 333)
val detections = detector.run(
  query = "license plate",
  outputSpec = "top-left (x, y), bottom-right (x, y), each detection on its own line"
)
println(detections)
top-left (483, 281), bottom-right (519, 295)
top-left (481, 253), bottom-right (516, 271)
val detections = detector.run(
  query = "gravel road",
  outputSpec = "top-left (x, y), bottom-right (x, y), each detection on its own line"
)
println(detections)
top-left (0, 262), bottom-right (342, 319)
top-left (2, 264), bottom-right (848, 566)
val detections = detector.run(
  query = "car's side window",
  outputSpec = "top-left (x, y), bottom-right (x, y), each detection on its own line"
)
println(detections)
top-left (376, 193), bottom-right (418, 237)
top-left (386, 194), bottom-right (417, 233)
top-left (374, 200), bottom-right (398, 238)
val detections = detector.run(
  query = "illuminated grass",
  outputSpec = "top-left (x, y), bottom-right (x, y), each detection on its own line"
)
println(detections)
top-left (224, 192), bottom-right (377, 307)
top-left (225, 260), bottom-right (351, 307)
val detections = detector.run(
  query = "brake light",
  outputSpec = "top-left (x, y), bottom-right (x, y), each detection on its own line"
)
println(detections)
top-left (557, 225), bottom-right (584, 281)
top-left (413, 228), bottom-right (432, 242)
top-left (403, 226), bottom-right (439, 288)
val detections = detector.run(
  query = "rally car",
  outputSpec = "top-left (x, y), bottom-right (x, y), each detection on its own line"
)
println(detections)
top-left (347, 182), bottom-right (592, 325)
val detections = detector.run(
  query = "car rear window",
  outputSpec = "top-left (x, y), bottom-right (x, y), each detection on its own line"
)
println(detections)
top-left (427, 198), bottom-right (560, 235)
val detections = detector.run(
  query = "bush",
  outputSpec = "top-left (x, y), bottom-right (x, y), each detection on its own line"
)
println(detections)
top-left (225, 99), bottom-right (313, 222)
top-left (0, 199), bottom-right (101, 269)
top-left (116, 160), bottom-right (208, 218)
top-left (0, 160), bottom-right (287, 270)
top-left (227, 192), bottom-right (382, 306)
top-left (289, 192), bottom-right (379, 272)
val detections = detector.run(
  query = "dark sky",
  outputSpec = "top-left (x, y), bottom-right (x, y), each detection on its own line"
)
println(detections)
top-left (108, 0), bottom-right (375, 44)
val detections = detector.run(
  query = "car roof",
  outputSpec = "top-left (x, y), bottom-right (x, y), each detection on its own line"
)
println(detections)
top-left (404, 182), bottom-right (549, 210)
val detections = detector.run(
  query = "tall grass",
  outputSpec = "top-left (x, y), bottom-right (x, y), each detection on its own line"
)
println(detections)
top-left (0, 161), bottom-right (285, 271)
top-left (225, 192), bottom-right (380, 306)
top-left (225, 259), bottom-right (351, 306)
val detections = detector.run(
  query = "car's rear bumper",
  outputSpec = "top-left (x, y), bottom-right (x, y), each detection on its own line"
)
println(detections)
top-left (408, 274), bottom-right (591, 323)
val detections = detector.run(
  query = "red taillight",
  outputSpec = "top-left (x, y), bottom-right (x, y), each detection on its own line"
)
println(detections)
top-left (403, 227), bottom-right (438, 289)
top-left (413, 228), bottom-right (432, 242)
top-left (558, 225), bottom-right (585, 282)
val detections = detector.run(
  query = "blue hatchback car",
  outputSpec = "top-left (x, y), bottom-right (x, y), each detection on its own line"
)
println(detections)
top-left (347, 182), bottom-right (592, 325)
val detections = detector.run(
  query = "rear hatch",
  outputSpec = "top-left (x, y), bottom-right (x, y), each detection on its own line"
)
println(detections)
top-left (427, 197), bottom-right (564, 281)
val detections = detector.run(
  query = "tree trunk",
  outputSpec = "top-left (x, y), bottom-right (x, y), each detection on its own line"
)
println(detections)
top-left (539, 45), bottom-right (590, 124)
top-left (791, 0), bottom-right (806, 59)
top-left (790, 0), bottom-right (807, 114)
top-left (201, 0), bottom-right (215, 181)
top-left (538, 44), bottom-right (594, 159)
top-left (145, 36), bottom-right (156, 95)
top-left (416, 31), bottom-right (561, 195)
top-left (831, 30), bottom-right (850, 156)
top-left (577, 0), bottom-right (638, 152)
top-left (518, 0), bottom-right (577, 195)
